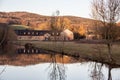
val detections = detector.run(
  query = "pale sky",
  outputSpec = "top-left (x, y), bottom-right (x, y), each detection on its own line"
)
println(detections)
top-left (0, 0), bottom-right (91, 18)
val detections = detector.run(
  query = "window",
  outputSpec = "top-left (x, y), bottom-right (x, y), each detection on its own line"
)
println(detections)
top-left (40, 32), bottom-right (43, 35)
top-left (32, 49), bottom-right (34, 53)
top-left (32, 32), bottom-right (34, 35)
top-left (36, 32), bottom-right (38, 35)
top-left (28, 32), bottom-right (30, 35)
top-left (36, 50), bottom-right (38, 53)
top-left (27, 50), bottom-right (30, 53)
top-left (24, 32), bottom-right (26, 35)
top-left (24, 49), bottom-right (26, 53)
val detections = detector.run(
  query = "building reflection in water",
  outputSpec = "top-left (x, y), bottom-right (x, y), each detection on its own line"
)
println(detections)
top-left (0, 53), bottom-right (119, 80)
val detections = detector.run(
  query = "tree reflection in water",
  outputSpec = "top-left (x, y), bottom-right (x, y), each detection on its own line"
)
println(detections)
top-left (48, 53), bottom-right (66, 80)
top-left (90, 62), bottom-right (104, 80)
top-left (107, 66), bottom-right (112, 80)
top-left (0, 66), bottom-right (6, 80)
top-left (89, 62), bottom-right (113, 80)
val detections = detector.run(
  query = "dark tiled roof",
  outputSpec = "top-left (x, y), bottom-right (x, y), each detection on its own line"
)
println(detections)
top-left (14, 30), bottom-right (51, 36)
top-left (14, 30), bottom-right (61, 36)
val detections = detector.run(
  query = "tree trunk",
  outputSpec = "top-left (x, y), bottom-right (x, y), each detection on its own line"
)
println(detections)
top-left (107, 43), bottom-right (113, 62)
top-left (108, 66), bottom-right (112, 80)
top-left (0, 23), bottom-right (8, 53)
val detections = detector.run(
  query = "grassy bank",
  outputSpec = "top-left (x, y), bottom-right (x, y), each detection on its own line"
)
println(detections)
top-left (9, 25), bottom-right (29, 30)
top-left (14, 41), bottom-right (120, 66)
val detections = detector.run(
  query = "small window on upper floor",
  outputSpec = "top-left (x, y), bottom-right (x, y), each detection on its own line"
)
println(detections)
top-left (24, 32), bottom-right (26, 35)
top-left (28, 32), bottom-right (30, 35)
top-left (32, 32), bottom-right (34, 35)
top-left (40, 32), bottom-right (43, 35)
top-left (36, 32), bottom-right (38, 35)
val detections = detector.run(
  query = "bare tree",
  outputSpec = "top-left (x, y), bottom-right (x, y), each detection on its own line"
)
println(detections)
top-left (0, 65), bottom-right (7, 80)
top-left (90, 62), bottom-right (113, 80)
top-left (0, 23), bottom-right (8, 53)
top-left (50, 10), bottom-right (71, 31)
top-left (91, 0), bottom-right (120, 61)
top-left (90, 62), bottom-right (104, 80)
top-left (48, 54), bottom-right (66, 80)
top-left (49, 12), bottom-right (66, 80)
top-left (107, 65), bottom-right (112, 80)
top-left (50, 11), bottom-right (66, 54)
top-left (50, 10), bottom-right (60, 31)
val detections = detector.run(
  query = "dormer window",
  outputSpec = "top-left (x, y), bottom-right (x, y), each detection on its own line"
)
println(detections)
top-left (36, 32), bottom-right (38, 35)
top-left (32, 32), bottom-right (34, 35)
top-left (28, 32), bottom-right (30, 35)
top-left (40, 32), bottom-right (43, 35)
top-left (24, 32), bottom-right (26, 35)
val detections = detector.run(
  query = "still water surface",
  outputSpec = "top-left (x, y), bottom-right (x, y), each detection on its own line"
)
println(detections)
top-left (0, 54), bottom-right (120, 80)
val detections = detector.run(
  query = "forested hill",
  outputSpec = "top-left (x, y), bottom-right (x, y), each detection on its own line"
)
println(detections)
top-left (1, 11), bottom-right (120, 30)
top-left (0, 12), bottom-right (95, 30)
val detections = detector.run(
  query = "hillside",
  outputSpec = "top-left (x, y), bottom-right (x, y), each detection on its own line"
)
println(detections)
top-left (117, 22), bottom-right (120, 26)
top-left (0, 11), bottom-right (95, 31)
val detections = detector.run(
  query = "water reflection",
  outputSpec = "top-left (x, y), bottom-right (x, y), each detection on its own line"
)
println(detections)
top-left (90, 62), bottom-right (105, 80)
top-left (89, 62), bottom-right (120, 80)
top-left (0, 54), bottom-right (119, 80)
top-left (48, 54), bottom-right (66, 80)
top-left (0, 65), bottom-right (6, 80)
top-left (108, 66), bottom-right (112, 80)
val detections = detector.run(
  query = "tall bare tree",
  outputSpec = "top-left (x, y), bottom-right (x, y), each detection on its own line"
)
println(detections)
top-left (91, 0), bottom-right (120, 61)
top-left (48, 54), bottom-right (66, 80)
top-left (0, 23), bottom-right (8, 53)
top-left (50, 10), bottom-right (60, 31)
top-left (90, 62), bottom-right (104, 80)
top-left (50, 10), bottom-right (65, 56)
top-left (50, 10), bottom-right (71, 31)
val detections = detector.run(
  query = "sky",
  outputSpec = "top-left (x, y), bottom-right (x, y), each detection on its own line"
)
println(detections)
top-left (0, 0), bottom-right (91, 18)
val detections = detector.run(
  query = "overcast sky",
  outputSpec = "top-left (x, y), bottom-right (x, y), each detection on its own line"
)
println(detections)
top-left (0, 0), bottom-right (91, 18)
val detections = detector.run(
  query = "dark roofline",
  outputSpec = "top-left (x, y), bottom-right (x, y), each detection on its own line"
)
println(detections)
top-left (14, 29), bottom-right (50, 32)
top-left (14, 30), bottom-right (61, 36)
top-left (14, 30), bottom-right (50, 36)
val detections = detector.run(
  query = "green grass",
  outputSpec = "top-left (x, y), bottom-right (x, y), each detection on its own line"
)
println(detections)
top-left (13, 41), bottom-right (120, 65)
top-left (9, 25), bottom-right (29, 30)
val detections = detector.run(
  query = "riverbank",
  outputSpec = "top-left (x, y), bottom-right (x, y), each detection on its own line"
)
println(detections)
top-left (12, 41), bottom-right (120, 66)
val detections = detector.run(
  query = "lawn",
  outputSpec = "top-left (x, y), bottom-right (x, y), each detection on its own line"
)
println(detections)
top-left (9, 25), bottom-right (29, 30)
top-left (13, 41), bottom-right (120, 66)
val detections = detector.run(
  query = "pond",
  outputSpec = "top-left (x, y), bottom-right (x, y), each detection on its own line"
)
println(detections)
top-left (0, 54), bottom-right (120, 80)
